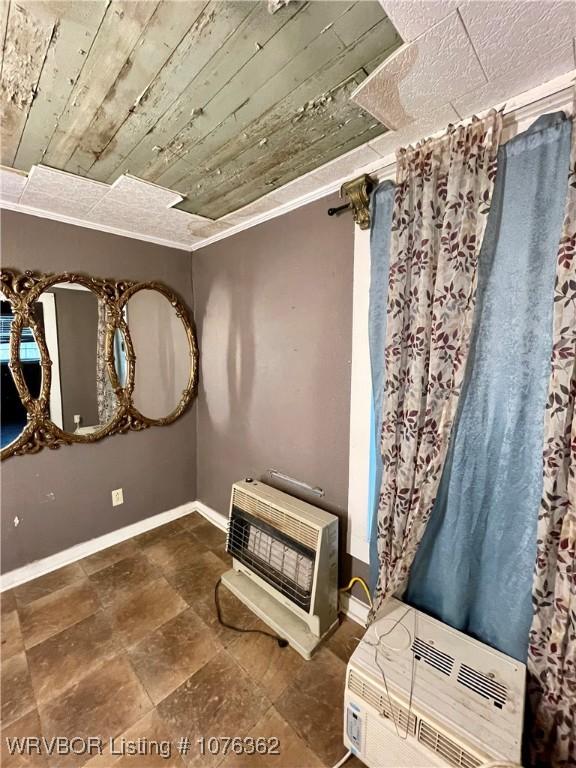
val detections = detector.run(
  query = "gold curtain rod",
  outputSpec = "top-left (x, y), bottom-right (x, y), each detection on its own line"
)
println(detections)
top-left (326, 173), bottom-right (375, 230)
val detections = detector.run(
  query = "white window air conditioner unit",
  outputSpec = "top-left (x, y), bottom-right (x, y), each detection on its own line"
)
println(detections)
top-left (345, 597), bottom-right (526, 768)
top-left (221, 479), bottom-right (339, 659)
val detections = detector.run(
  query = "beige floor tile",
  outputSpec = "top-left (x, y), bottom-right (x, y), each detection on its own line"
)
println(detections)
top-left (157, 650), bottom-right (271, 768)
top-left (27, 612), bottom-right (120, 704)
top-left (165, 551), bottom-right (228, 607)
top-left (19, 583), bottom-right (99, 650)
top-left (227, 629), bottom-right (306, 702)
top-left (345, 755), bottom-right (366, 767)
top-left (14, 564), bottom-right (85, 607)
top-left (79, 541), bottom-right (139, 576)
top-left (39, 654), bottom-right (152, 768)
top-left (326, 618), bottom-right (363, 664)
top-left (192, 582), bottom-right (266, 648)
top-left (179, 513), bottom-right (207, 532)
top-left (275, 648), bottom-right (348, 766)
top-left (88, 554), bottom-right (160, 608)
top-left (212, 549), bottom-right (233, 568)
top-left (218, 706), bottom-right (324, 768)
top-left (85, 709), bottom-right (185, 768)
top-left (1, 709), bottom-right (47, 767)
top-left (143, 531), bottom-right (207, 575)
top-left (1, 652), bottom-right (36, 727)
top-left (2, 519), bottom-right (354, 768)
top-left (134, 520), bottom-right (187, 549)
top-left (1, 609), bottom-right (24, 660)
top-left (189, 520), bottom-right (227, 552)
top-left (1, 590), bottom-right (17, 616)
top-left (129, 608), bottom-right (223, 705)
top-left (105, 577), bottom-right (187, 648)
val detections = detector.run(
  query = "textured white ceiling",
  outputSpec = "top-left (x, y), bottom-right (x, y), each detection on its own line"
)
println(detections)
top-left (381, 0), bottom-right (460, 42)
top-left (22, 166), bottom-right (108, 213)
top-left (353, 11), bottom-right (487, 130)
top-left (353, 1), bottom-right (576, 128)
top-left (0, 165), bottom-right (211, 247)
top-left (104, 175), bottom-right (183, 210)
top-left (0, 167), bottom-right (27, 202)
top-left (458, 1), bottom-right (576, 80)
top-left (453, 42), bottom-right (575, 118)
top-left (1, 0), bottom-right (575, 252)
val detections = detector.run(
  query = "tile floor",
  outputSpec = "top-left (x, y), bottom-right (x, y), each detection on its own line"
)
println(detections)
top-left (0, 514), bottom-right (365, 768)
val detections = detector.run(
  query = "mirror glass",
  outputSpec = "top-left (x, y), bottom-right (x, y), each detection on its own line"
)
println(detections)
top-left (113, 324), bottom-right (128, 388)
top-left (127, 289), bottom-right (190, 420)
top-left (40, 283), bottom-right (125, 435)
top-left (1, 293), bottom-right (39, 448)
top-left (19, 305), bottom-right (43, 401)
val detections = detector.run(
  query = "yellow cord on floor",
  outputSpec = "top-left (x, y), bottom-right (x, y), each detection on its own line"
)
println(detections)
top-left (339, 576), bottom-right (373, 608)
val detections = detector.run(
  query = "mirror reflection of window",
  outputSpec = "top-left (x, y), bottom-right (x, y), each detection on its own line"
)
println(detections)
top-left (113, 310), bottom-right (128, 388)
top-left (1, 299), bottom-right (43, 448)
top-left (42, 283), bottom-right (122, 435)
top-left (34, 293), bottom-right (63, 429)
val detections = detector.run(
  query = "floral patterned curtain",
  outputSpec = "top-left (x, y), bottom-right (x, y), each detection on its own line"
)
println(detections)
top-left (96, 298), bottom-right (116, 426)
top-left (528, 124), bottom-right (576, 768)
top-left (373, 111), bottom-right (503, 615)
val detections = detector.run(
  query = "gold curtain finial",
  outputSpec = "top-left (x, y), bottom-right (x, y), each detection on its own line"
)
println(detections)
top-left (340, 174), bottom-right (375, 230)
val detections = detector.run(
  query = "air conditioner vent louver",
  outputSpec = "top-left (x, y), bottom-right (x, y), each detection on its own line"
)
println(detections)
top-left (418, 721), bottom-right (482, 768)
top-left (345, 597), bottom-right (526, 768)
top-left (457, 664), bottom-right (507, 708)
top-left (348, 671), bottom-right (417, 736)
top-left (412, 637), bottom-right (455, 676)
top-left (232, 488), bottom-right (318, 550)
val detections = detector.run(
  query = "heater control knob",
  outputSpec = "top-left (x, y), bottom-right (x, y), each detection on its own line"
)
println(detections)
top-left (245, 477), bottom-right (254, 483)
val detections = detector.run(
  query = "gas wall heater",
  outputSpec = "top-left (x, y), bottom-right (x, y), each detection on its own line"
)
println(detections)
top-left (221, 479), bottom-right (339, 659)
top-left (345, 597), bottom-right (526, 767)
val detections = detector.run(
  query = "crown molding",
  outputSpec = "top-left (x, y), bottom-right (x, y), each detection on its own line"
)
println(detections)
top-left (0, 199), bottom-right (193, 253)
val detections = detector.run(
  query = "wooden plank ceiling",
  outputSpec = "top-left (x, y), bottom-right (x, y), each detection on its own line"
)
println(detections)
top-left (0, 0), bottom-right (400, 219)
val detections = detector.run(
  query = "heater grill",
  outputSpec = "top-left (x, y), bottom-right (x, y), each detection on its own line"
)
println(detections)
top-left (227, 506), bottom-right (315, 611)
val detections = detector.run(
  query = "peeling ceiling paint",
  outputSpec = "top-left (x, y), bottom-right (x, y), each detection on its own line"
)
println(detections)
top-left (0, 0), bottom-right (400, 218)
top-left (0, 1), bottom-right (574, 252)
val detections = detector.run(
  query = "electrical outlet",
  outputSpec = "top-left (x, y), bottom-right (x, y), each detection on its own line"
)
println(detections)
top-left (112, 488), bottom-right (124, 507)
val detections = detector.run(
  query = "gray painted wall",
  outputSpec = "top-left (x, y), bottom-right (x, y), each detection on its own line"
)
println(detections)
top-left (2, 201), bottom-right (370, 601)
top-left (1, 211), bottom-right (197, 573)
top-left (193, 194), bottom-right (369, 589)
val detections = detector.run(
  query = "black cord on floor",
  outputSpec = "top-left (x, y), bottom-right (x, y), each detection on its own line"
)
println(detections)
top-left (214, 578), bottom-right (289, 648)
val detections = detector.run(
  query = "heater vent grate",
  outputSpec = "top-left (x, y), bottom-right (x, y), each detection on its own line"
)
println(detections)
top-left (418, 721), bottom-right (482, 768)
top-left (348, 671), bottom-right (416, 735)
top-left (227, 509), bottom-right (314, 611)
top-left (457, 664), bottom-right (508, 708)
top-left (412, 637), bottom-right (455, 676)
top-left (232, 488), bottom-right (318, 550)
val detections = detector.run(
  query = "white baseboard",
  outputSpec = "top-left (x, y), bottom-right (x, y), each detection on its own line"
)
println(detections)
top-left (0, 501), bottom-right (197, 592)
top-left (339, 592), bottom-right (370, 627)
top-left (192, 500), bottom-right (228, 531)
top-left (1, 497), bottom-right (370, 634)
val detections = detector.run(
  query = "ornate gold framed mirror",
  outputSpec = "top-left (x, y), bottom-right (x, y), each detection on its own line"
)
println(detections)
top-left (0, 269), bottom-right (198, 460)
